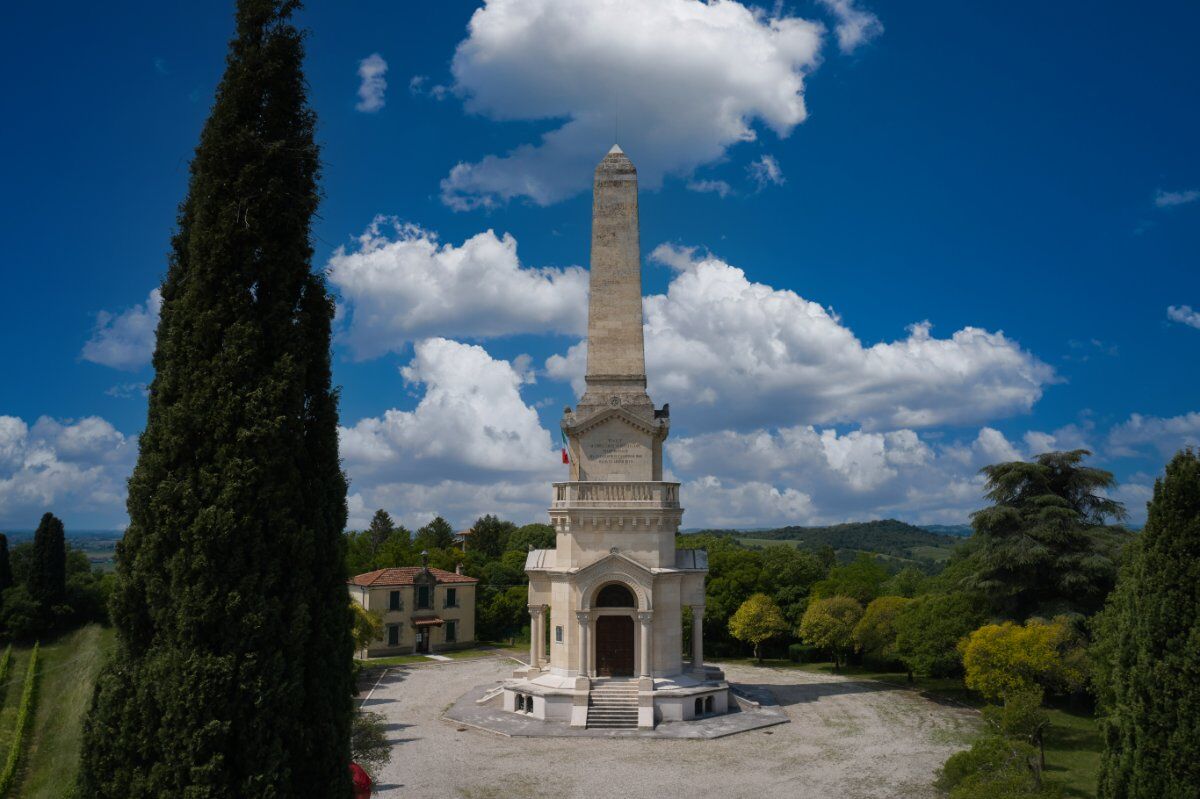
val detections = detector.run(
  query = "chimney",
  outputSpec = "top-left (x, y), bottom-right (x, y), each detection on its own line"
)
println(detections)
top-left (455, 563), bottom-right (464, 575)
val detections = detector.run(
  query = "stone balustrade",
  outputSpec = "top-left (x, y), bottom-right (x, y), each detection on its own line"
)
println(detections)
top-left (552, 481), bottom-right (680, 509)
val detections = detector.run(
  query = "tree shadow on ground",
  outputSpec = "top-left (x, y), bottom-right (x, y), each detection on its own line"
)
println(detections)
top-left (736, 679), bottom-right (902, 707)
top-left (357, 668), bottom-right (410, 707)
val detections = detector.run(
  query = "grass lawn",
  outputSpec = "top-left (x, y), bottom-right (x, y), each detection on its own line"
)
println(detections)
top-left (0, 648), bottom-right (31, 768)
top-left (721, 657), bottom-right (1101, 795)
top-left (17, 623), bottom-right (115, 798)
top-left (1043, 706), bottom-right (1102, 799)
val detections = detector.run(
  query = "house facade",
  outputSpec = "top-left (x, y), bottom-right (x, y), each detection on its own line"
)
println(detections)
top-left (348, 566), bottom-right (478, 657)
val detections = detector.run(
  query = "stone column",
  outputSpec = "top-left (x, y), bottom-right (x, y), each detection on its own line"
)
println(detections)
top-left (576, 611), bottom-right (591, 677)
top-left (691, 605), bottom-right (705, 674)
top-left (528, 605), bottom-right (544, 669)
top-left (638, 612), bottom-right (654, 678)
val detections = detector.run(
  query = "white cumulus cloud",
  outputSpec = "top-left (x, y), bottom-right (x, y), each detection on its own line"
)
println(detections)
top-left (546, 245), bottom-right (1055, 432)
top-left (439, 0), bottom-right (823, 209)
top-left (1167, 305), bottom-right (1200, 329)
top-left (816, 0), bottom-right (884, 54)
top-left (355, 53), bottom-right (388, 113)
top-left (339, 338), bottom-right (557, 486)
top-left (668, 424), bottom-right (1024, 527)
top-left (1108, 412), bottom-right (1200, 458)
top-left (327, 217), bottom-right (588, 359)
top-left (0, 415), bottom-right (136, 528)
top-left (81, 289), bottom-right (161, 371)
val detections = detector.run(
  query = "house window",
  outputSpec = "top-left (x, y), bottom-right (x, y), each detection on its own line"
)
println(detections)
top-left (445, 588), bottom-right (458, 608)
top-left (417, 585), bottom-right (432, 610)
top-left (387, 625), bottom-right (399, 646)
top-left (555, 625), bottom-right (563, 643)
top-left (389, 590), bottom-right (401, 611)
top-left (445, 620), bottom-right (457, 643)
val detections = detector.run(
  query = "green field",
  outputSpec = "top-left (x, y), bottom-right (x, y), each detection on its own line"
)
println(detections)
top-left (5, 624), bottom-right (115, 797)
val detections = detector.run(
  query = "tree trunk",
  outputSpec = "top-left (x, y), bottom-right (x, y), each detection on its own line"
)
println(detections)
top-left (754, 642), bottom-right (762, 664)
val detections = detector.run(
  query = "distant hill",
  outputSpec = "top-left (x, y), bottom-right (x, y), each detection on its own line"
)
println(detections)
top-left (690, 518), bottom-right (966, 573)
top-left (920, 524), bottom-right (973, 537)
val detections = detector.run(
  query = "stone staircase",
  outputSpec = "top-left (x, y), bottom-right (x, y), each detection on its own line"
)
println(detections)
top-left (586, 680), bottom-right (640, 729)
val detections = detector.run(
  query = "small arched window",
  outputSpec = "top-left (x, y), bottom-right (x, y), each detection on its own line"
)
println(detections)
top-left (705, 696), bottom-right (714, 713)
top-left (595, 583), bottom-right (636, 608)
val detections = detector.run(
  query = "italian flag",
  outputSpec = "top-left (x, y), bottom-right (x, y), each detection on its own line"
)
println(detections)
top-left (560, 430), bottom-right (570, 464)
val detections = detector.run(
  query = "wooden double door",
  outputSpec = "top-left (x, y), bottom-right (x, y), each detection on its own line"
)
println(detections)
top-left (595, 615), bottom-right (634, 677)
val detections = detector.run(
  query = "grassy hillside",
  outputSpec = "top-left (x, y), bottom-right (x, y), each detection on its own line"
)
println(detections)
top-left (12, 624), bottom-right (114, 797)
top-left (698, 519), bottom-right (965, 572)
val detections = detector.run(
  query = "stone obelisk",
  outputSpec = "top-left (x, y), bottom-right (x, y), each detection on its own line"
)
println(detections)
top-left (577, 145), bottom-right (653, 418)
top-left (505, 145), bottom-right (723, 732)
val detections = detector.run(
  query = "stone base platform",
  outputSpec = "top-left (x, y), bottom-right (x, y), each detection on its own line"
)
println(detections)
top-left (443, 681), bottom-right (788, 739)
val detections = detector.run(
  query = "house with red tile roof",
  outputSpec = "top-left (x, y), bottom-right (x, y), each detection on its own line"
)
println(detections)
top-left (348, 564), bottom-right (479, 657)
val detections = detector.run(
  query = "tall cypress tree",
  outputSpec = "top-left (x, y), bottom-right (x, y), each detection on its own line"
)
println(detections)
top-left (79, 1), bottom-right (352, 795)
top-left (1095, 449), bottom-right (1200, 798)
top-left (29, 512), bottom-right (66, 611)
top-left (0, 533), bottom-right (14, 593)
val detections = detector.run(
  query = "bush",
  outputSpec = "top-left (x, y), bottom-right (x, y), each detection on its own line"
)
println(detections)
top-left (937, 734), bottom-right (1061, 798)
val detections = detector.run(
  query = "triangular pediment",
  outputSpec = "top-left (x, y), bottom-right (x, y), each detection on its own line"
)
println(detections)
top-left (575, 550), bottom-right (652, 580)
top-left (569, 406), bottom-right (660, 438)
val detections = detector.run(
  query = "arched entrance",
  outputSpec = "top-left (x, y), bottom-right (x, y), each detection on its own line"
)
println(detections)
top-left (594, 582), bottom-right (637, 677)
top-left (595, 615), bottom-right (634, 676)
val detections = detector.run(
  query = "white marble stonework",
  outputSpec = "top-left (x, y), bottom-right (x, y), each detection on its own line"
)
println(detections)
top-left (503, 146), bottom-right (728, 730)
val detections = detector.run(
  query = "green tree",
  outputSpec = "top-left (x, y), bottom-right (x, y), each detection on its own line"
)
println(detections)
top-left (853, 595), bottom-right (912, 668)
top-left (983, 686), bottom-right (1052, 771)
top-left (367, 509), bottom-right (396, 553)
top-left (728, 593), bottom-right (789, 663)
top-left (350, 602), bottom-right (383, 655)
top-left (959, 618), bottom-right (1086, 702)
top-left (882, 566), bottom-right (924, 598)
top-left (0, 533), bottom-right (13, 594)
top-left (79, 2), bottom-right (353, 795)
top-left (467, 515), bottom-right (514, 558)
top-left (759, 545), bottom-right (825, 625)
top-left (414, 516), bottom-right (455, 551)
top-left (894, 593), bottom-right (984, 678)
top-left (0, 585), bottom-right (41, 640)
top-left (350, 711), bottom-right (392, 781)
top-left (29, 512), bottom-right (66, 614)
top-left (798, 596), bottom-right (863, 670)
top-left (969, 450), bottom-right (1129, 618)
top-left (506, 523), bottom-right (555, 553)
top-left (1094, 449), bottom-right (1200, 799)
top-left (811, 553), bottom-right (889, 605)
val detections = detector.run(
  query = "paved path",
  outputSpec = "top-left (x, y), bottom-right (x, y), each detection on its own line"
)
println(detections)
top-left (362, 658), bottom-right (979, 799)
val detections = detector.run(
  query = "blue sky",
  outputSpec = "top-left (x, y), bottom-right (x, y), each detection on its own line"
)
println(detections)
top-left (1, 0), bottom-right (1197, 531)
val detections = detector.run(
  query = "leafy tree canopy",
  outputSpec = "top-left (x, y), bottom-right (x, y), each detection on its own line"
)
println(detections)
top-left (960, 618), bottom-right (1086, 702)
top-left (811, 553), bottom-right (889, 605)
top-left (853, 595), bottom-right (912, 663)
top-left (798, 595), bottom-right (863, 669)
top-left (967, 450), bottom-right (1131, 619)
top-left (728, 593), bottom-right (789, 663)
top-left (894, 593), bottom-right (985, 678)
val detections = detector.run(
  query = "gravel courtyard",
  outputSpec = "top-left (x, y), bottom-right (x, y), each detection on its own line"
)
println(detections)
top-left (360, 656), bottom-right (979, 799)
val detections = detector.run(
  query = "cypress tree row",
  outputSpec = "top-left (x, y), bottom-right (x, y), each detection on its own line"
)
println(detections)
top-left (1095, 449), bottom-right (1200, 798)
top-left (29, 512), bottom-right (66, 612)
top-left (79, 1), bottom-right (352, 795)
